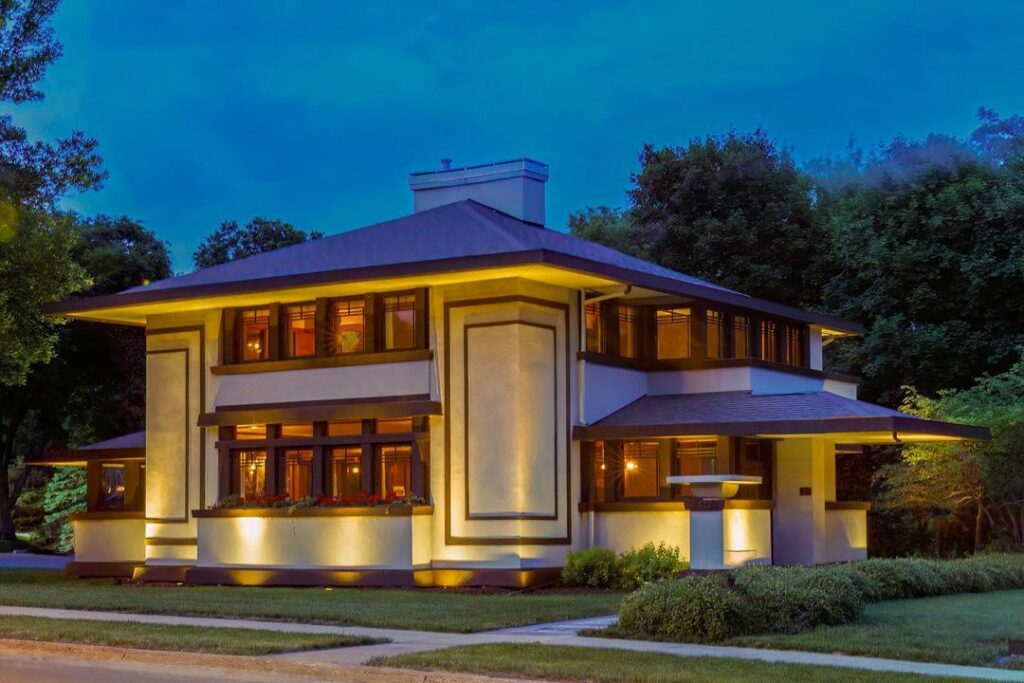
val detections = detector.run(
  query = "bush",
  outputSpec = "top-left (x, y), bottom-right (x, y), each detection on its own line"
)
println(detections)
top-left (561, 547), bottom-right (624, 588)
top-left (620, 543), bottom-right (687, 587)
top-left (616, 553), bottom-right (1024, 644)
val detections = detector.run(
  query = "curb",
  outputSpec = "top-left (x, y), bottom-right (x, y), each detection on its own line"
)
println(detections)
top-left (0, 639), bottom-right (533, 683)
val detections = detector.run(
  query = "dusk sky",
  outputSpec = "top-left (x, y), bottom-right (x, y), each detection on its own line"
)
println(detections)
top-left (13, 1), bottom-right (1024, 272)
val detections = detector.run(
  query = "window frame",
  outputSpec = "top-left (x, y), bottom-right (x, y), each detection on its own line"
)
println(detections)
top-left (237, 307), bottom-right (271, 362)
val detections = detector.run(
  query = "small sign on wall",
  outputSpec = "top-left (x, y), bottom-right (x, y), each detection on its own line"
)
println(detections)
top-left (799, 486), bottom-right (812, 496)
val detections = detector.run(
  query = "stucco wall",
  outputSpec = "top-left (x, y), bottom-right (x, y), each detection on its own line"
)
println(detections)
top-left (825, 509), bottom-right (868, 563)
top-left (73, 518), bottom-right (145, 563)
top-left (593, 510), bottom-right (691, 560)
top-left (773, 438), bottom-right (830, 565)
top-left (723, 509), bottom-right (772, 566)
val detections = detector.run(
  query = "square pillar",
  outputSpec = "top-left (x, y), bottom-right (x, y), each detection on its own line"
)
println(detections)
top-left (772, 438), bottom-right (829, 565)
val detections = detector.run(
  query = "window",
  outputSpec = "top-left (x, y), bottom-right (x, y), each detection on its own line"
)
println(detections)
top-left (706, 309), bottom-right (726, 359)
top-left (617, 305), bottom-right (638, 358)
top-left (327, 420), bottom-right (362, 436)
top-left (376, 417), bottom-right (414, 434)
top-left (736, 440), bottom-right (774, 500)
top-left (623, 441), bottom-right (659, 498)
top-left (100, 464), bottom-right (126, 510)
top-left (760, 320), bottom-right (779, 362)
top-left (656, 307), bottom-right (691, 359)
top-left (733, 315), bottom-right (752, 358)
top-left (281, 449), bottom-right (313, 499)
top-left (280, 423), bottom-right (313, 438)
top-left (282, 303), bottom-right (316, 358)
top-left (330, 446), bottom-right (363, 497)
top-left (235, 424), bottom-right (266, 440)
top-left (382, 294), bottom-right (416, 350)
top-left (239, 308), bottom-right (270, 361)
top-left (785, 324), bottom-right (805, 367)
top-left (379, 444), bottom-right (412, 497)
top-left (674, 440), bottom-right (718, 497)
top-left (330, 298), bottom-right (365, 354)
top-left (594, 441), bottom-right (606, 502)
top-left (585, 303), bottom-right (603, 353)
top-left (234, 449), bottom-right (267, 499)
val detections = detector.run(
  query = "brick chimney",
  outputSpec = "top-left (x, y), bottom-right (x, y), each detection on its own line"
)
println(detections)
top-left (408, 158), bottom-right (549, 226)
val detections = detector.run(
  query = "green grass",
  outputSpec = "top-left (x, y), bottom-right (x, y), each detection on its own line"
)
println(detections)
top-left (728, 589), bottom-right (1024, 669)
top-left (373, 643), bottom-right (963, 682)
top-left (0, 570), bottom-right (622, 633)
top-left (0, 615), bottom-right (380, 655)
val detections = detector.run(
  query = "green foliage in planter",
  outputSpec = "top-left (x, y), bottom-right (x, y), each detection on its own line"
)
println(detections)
top-left (562, 543), bottom-right (688, 589)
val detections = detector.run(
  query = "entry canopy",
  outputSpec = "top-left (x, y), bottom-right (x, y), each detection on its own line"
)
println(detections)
top-left (27, 431), bottom-right (146, 467)
top-left (574, 391), bottom-right (990, 444)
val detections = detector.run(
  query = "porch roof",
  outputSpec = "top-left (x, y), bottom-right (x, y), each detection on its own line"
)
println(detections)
top-left (27, 431), bottom-right (146, 467)
top-left (574, 391), bottom-right (990, 443)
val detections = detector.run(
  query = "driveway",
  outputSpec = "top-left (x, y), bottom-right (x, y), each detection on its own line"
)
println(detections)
top-left (0, 553), bottom-right (70, 570)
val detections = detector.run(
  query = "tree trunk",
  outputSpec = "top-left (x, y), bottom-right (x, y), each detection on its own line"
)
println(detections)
top-left (0, 464), bottom-right (15, 542)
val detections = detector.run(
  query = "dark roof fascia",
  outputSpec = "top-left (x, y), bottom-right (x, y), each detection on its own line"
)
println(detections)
top-left (43, 246), bottom-right (863, 334)
top-left (26, 448), bottom-right (145, 465)
top-left (573, 415), bottom-right (990, 441)
top-left (198, 394), bottom-right (443, 427)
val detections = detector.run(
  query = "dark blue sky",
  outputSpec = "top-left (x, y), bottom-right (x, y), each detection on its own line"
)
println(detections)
top-left (13, 1), bottom-right (1024, 271)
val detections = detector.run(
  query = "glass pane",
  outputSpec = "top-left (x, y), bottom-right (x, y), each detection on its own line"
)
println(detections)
top-left (734, 315), bottom-right (751, 358)
top-left (383, 294), bottom-right (416, 350)
top-left (282, 449), bottom-right (313, 499)
top-left (786, 325), bottom-right (804, 366)
top-left (327, 420), bottom-right (362, 436)
top-left (280, 423), bottom-right (313, 438)
top-left (376, 417), bottom-right (414, 434)
top-left (623, 441), bottom-right (659, 498)
top-left (235, 424), bottom-right (266, 440)
top-left (761, 320), bottom-right (778, 361)
top-left (594, 441), bottom-right (606, 502)
top-left (240, 309), bottom-right (270, 361)
top-left (585, 304), bottom-right (603, 353)
top-left (736, 441), bottom-right (773, 500)
top-left (330, 447), bottom-right (363, 497)
top-left (706, 309), bottom-right (725, 359)
top-left (285, 304), bottom-right (316, 358)
top-left (656, 308), bottom-right (691, 359)
top-left (379, 444), bottom-right (412, 497)
top-left (235, 450), bottom-right (266, 499)
top-left (618, 306), bottom-right (637, 358)
top-left (101, 465), bottom-right (125, 510)
top-left (331, 298), bottom-right (365, 355)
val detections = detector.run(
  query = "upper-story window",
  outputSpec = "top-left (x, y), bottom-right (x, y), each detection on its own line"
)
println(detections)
top-left (785, 324), bottom-right (806, 367)
top-left (656, 307), bottom-right (691, 359)
top-left (383, 293), bottom-right (416, 350)
top-left (585, 303), bottom-right (603, 353)
top-left (284, 303), bottom-right (316, 358)
top-left (706, 309), bottom-right (726, 359)
top-left (239, 308), bottom-right (270, 361)
top-left (330, 297), bottom-right (365, 354)
top-left (760, 319), bottom-right (779, 362)
top-left (733, 314), bottom-right (752, 358)
top-left (618, 305), bottom-right (639, 358)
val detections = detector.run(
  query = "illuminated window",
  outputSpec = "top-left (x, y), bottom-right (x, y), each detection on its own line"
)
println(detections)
top-left (100, 464), bottom-right (126, 510)
top-left (239, 308), bottom-right (270, 361)
top-left (618, 305), bottom-right (638, 358)
top-left (234, 450), bottom-right (266, 499)
top-left (330, 297), bottom-right (365, 354)
top-left (623, 441), bottom-right (659, 498)
top-left (327, 420), bottom-right (362, 436)
top-left (733, 315), bottom-right (751, 358)
top-left (235, 424), bottom-right (266, 440)
top-left (379, 444), bottom-right (412, 497)
top-left (376, 417), bottom-right (414, 434)
top-left (382, 294), bottom-right (416, 350)
top-left (282, 449), bottom-right (313, 499)
top-left (706, 309), bottom-right (726, 359)
top-left (594, 441), bottom-right (606, 502)
top-left (585, 303), bottom-right (603, 353)
top-left (656, 307), bottom-right (691, 359)
top-left (280, 423), bottom-right (313, 438)
top-left (284, 303), bottom-right (316, 358)
top-left (674, 440), bottom-right (718, 497)
top-left (330, 446), bottom-right (362, 497)
top-left (785, 324), bottom-right (805, 367)
top-left (737, 440), bottom-right (773, 500)
top-left (760, 320), bottom-right (779, 362)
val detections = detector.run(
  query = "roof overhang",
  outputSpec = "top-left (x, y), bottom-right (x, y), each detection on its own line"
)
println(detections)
top-left (199, 394), bottom-right (442, 428)
top-left (27, 431), bottom-right (146, 467)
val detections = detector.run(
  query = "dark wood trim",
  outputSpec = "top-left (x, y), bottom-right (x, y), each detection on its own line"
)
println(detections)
top-left (26, 450), bottom-right (145, 466)
top-left (185, 566), bottom-right (432, 588)
top-left (210, 349), bottom-right (433, 375)
top-left (145, 537), bottom-right (198, 546)
top-left (314, 297), bottom-right (329, 358)
top-left (268, 302), bottom-right (281, 361)
top-left (443, 295), bottom-right (572, 546)
top-left (578, 499), bottom-right (773, 513)
top-left (825, 500), bottom-right (872, 511)
top-left (70, 510), bottom-right (145, 521)
top-left (198, 396), bottom-right (441, 428)
top-left (192, 505), bottom-right (433, 518)
top-left (131, 565), bottom-right (192, 583)
top-left (364, 293), bottom-right (378, 353)
top-left (65, 561), bottom-right (140, 579)
top-left (462, 319), bottom-right (559, 521)
top-left (221, 308), bottom-right (236, 365)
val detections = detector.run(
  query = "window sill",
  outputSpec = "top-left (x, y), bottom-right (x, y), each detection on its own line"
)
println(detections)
top-left (70, 510), bottom-right (145, 521)
top-left (211, 349), bottom-right (433, 375)
top-left (193, 505), bottom-right (434, 518)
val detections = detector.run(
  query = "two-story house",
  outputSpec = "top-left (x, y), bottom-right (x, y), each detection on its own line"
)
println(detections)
top-left (38, 158), bottom-right (987, 586)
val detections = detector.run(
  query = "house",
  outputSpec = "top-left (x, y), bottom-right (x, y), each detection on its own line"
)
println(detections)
top-left (38, 158), bottom-right (988, 587)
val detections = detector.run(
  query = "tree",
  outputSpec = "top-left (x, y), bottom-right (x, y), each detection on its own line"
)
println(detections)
top-left (193, 217), bottom-right (322, 268)
top-left (568, 206), bottom-right (649, 260)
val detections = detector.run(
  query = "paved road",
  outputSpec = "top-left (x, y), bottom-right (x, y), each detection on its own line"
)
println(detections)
top-left (0, 553), bottom-right (70, 570)
top-left (0, 654), bottom-right (326, 683)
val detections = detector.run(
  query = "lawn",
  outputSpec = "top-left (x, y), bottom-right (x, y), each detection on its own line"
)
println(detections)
top-left (373, 643), bottom-right (964, 682)
top-left (0, 570), bottom-right (622, 633)
top-left (727, 589), bottom-right (1024, 669)
top-left (0, 615), bottom-right (380, 655)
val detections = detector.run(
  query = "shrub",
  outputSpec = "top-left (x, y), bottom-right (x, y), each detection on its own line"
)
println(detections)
top-left (561, 547), bottom-right (624, 588)
top-left (618, 574), bottom-right (744, 643)
top-left (620, 543), bottom-right (687, 587)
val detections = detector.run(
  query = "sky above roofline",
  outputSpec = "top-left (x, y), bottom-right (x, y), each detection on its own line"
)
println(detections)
top-left (8, 1), bottom-right (1024, 272)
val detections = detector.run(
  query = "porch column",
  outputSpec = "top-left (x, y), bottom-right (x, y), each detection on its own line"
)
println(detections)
top-left (772, 438), bottom-right (829, 565)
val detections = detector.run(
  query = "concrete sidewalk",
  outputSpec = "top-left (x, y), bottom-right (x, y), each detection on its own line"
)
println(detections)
top-left (1, 604), bottom-right (1023, 681)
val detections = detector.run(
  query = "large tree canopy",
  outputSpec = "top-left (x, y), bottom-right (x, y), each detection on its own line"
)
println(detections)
top-left (193, 216), bottom-right (322, 269)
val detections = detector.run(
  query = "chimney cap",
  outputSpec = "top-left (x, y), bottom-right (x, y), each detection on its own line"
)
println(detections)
top-left (408, 157), bottom-right (549, 189)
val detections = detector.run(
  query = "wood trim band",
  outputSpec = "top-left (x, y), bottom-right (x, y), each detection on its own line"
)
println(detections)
top-left (578, 499), bottom-right (773, 513)
top-left (825, 500), bottom-right (872, 511)
top-left (578, 350), bottom-right (862, 384)
top-left (210, 349), bottom-right (434, 375)
top-left (145, 537), bottom-right (198, 546)
top-left (192, 505), bottom-right (434, 518)
top-left (198, 397), bottom-right (441, 427)
top-left (70, 511), bottom-right (145, 521)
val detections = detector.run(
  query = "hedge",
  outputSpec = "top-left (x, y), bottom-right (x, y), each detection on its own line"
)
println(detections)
top-left (561, 543), bottom-right (687, 589)
top-left (617, 553), bottom-right (1024, 643)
